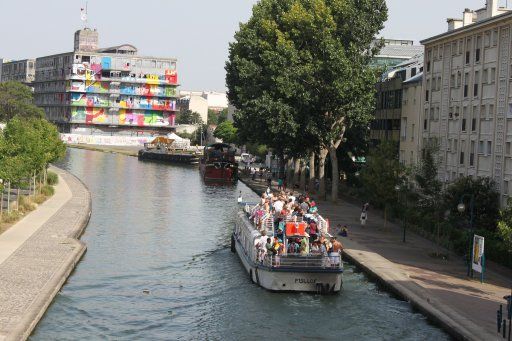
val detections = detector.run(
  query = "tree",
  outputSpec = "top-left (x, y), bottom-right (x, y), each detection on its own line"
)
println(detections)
top-left (415, 141), bottom-right (443, 211)
top-left (217, 108), bottom-right (228, 125)
top-left (207, 109), bottom-right (218, 125)
top-left (444, 176), bottom-right (500, 232)
top-left (214, 121), bottom-right (238, 144)
top-left (361, 141), bottom-right (403, 227)
top-left (498, 198), bottom-right (512, 254)
top-left (0, 81), bottom-right (45, 122)
top-left (226, 0), bottom-right (387, 201)
top-left (176, 110), bottom-right (203, 125)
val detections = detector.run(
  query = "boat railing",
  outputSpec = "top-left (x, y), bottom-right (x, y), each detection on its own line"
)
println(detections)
top-left (263, 254), bottom-right (343, 270)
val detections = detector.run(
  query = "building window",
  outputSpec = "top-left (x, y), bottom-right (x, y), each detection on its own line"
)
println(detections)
top-left (470, 141), bottom-right (475, 166)
top-left (505, 181), bottom-right (510, 196)
top-left (478, 141), bottom-right (485, 154)
top-left (460, 152), bottom-right (465, 165)
top-left (462, 118), bottom-right (467, 131)
top-left (472, 118), bottom-right (477, 131)
top-left (465, 51), bottom-right (470, 64)
top-left (475, 48), bottom-right (481, 63)
top-left (474, 71), bottom-right (479, 97)
top-left (506, 142), bottom-right (511, 155)
top-left (492, 29), bottom-right (499, 46)
top-left (484, 31), bottom-right (491, 47)
top-left (487, 141), bottom-right (493, 155)
top-left (425, 90), bottom-right (429, 101)
top-left (411, 124), bottom-right (415, 141)
top-left (464, 85), bottom-right (468, 97)
top-left (424, 119), bottom-right (428, 131)
top-left (491, 67), bottom-right (496, 83)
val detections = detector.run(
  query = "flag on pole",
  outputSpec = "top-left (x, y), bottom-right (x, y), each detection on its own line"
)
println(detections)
top-left (80, 8), bottom-right (87, 22)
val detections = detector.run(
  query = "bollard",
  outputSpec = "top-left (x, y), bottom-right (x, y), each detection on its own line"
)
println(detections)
top-left (504, 320), bottom-right (507, 338)
top-left (499, 305), bottom-right (503, 333)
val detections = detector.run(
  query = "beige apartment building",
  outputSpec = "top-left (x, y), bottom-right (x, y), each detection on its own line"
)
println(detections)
top-left (399, 72), bottom-right (423, 166)
top-left (421, 0), bottom-right (512, 205)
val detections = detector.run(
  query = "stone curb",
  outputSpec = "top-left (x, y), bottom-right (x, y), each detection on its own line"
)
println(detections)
top-left (3, 167), bottom-right (92, 341)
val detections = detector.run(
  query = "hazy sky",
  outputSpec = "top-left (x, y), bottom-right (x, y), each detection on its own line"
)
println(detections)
top-left (0, 0), bottom-right (495, 90)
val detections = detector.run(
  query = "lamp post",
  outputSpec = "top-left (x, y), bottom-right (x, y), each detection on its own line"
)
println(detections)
top-left (458, 194), bottom-right (475, 277)
top-left (395, 183), bottom-right (408, 243)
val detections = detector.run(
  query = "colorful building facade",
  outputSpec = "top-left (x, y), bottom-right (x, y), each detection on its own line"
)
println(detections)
top-left (33, 30), bottom-right (179, 135)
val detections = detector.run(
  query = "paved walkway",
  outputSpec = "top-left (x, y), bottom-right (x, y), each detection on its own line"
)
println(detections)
top-left (241, 176), bottom-right (512, 341)
top-left (0, 168), bottom-right (91, 341)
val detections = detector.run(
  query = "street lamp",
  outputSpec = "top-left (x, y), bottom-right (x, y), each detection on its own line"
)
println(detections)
top-left (458, 194), bottom-right (475, 277)
top-left (395, 183), bottom-right (408, 243)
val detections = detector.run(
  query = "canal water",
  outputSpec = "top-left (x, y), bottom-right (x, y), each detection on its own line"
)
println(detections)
top-left (32, 149), bottom-right (450, 340)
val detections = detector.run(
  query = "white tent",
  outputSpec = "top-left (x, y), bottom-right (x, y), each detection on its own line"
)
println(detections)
top-left (167, 132), bottom-right (183, 141)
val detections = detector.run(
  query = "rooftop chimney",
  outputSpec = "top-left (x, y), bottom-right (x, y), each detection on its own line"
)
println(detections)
top-left (487, 0), bottom-right (499, 17)
top-left (463, 8), bottom-right (474, 26)
top-left (447, 18), bottom-right (464, 31)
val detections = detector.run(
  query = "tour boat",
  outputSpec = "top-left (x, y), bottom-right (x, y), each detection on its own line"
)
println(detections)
top-left (199, 143), bottom-right (238, 182)
top-left (231, 204), bottom-right (343, 294)
top-left (138, 136), bottom-right (200, 165)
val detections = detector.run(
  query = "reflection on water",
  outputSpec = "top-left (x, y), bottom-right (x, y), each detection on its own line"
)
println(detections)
top-left (31, 149), bottom-right (449, 340)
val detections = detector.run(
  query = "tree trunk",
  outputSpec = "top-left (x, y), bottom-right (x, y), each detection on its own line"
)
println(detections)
top-left (1, 188), bottom-right (4, 219)
top-left (7, 182), bottom-right (11, 214)
top-left (293, 159), bottom-right (300, 187)
top-left (309, 152), bottom-right (316, 194)
top-left (318, 148), bottom-right (329, 199)
top-left (329, 146), bottom-right (339, 202)
top-left (299, 159), bottom-right (306, 192)
top-left (286, 158), bottom-right (294, 187)
top-left (16, 188), bottom-right (20, 211)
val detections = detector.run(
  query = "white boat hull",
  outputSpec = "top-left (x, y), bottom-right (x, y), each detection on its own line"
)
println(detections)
top-left (233, 234), bottom-right (342, 294)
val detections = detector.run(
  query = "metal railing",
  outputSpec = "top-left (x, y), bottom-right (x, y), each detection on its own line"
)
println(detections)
top-left (262, 254), bottom-right (343, 270)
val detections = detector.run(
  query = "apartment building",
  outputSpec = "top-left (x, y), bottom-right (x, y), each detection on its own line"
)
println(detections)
top-left (371, 53), bottom-right (424, 147)
top-left (33, 28), bottom-right (179, 135)
top-left (399, 72), bottom-right (423, 166)
top-left (420, 0), bottom-right (512, 204)
top-left (0, 59), bottom-right (35, 84)
top-left (372, 39), bottom-right (424, 68)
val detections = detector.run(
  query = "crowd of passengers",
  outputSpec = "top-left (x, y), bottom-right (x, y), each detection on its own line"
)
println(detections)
top-left (249, 190), bottom-right (343, 267)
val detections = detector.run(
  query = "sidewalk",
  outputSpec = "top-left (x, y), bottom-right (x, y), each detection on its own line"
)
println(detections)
top-left (0, 168), bottom-right (91, 341)
top-left (240, 175), bottom-right (511, 341)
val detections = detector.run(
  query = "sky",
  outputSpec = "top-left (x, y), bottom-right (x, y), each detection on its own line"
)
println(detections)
top-left (0, 0), bottom-right (497, 91)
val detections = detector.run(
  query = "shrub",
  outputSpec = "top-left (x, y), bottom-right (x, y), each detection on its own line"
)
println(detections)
top-left (40, 185), bottom-right (54, 197)
top-left (46, 171), bottom-right (59, 185)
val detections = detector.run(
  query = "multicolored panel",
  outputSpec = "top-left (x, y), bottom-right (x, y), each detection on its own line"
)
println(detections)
top-left (71, 107), bottom-right (87, 123)
top-left (86, 81), bottom-right (109, 93)
top-left (85, 108), bottom-right (109, 124)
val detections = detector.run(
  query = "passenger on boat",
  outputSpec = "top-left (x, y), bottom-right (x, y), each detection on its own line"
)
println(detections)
top-left (300, 234), bottom-right (310, 255)
top-left (311, 241), bottom-right (320, 254)
top-left (287, 238), bottom-right (299, 254)
top-left (266, 238), bottom-right (276, 255)
top-left (308, 220), bottom-right (318, 243)
top-left (330, 237), bottom-right (343, 267)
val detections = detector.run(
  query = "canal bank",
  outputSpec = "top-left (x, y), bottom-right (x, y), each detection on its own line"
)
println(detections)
top-left (239, 175), bottom-right (511, 341)
top-left (0, 167), bottom-right (91, 341)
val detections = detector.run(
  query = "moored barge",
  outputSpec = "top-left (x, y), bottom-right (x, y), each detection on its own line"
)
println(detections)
top-left (199, 143), bottom-right (238, 182)
top-left (138, 136), bottom-right (200, 164)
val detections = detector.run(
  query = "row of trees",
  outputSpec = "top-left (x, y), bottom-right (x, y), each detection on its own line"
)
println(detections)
top-left (360, 140), bottom-right (511, 267)
top-left (0, 82), bottom-right (66, 215)
top-left (226, 0), bottom-right (388, 201)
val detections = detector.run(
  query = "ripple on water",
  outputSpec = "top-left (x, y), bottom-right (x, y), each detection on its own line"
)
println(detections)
top-left (30, 149), bottom-right (450, 341)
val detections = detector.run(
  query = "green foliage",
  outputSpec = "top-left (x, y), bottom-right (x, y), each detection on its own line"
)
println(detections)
top-left (246, 143), bottom-right (268, 159)
top-left (226, 0), bottom-right (388, 157)
top-left (176, 110), bottom-right (203, 125)
top-left (414, 141), bottom-right (443, 218)
top-left (498, 198), bottom-right (512, 253)
top-left (41, 185), bottom-right (55, 196)
top-left (46, 171), bottom-right (59, 185)
top-left (443, 176), bottom-right (500, 232)
top-left (214, 121), bottom-right (238, 144)
top-left (0, 81), bottom-right (45, 122)
top-left (0, 117), bottom-right (65, 183)
top-left (207, 108), bottom-right (229, 126)
top-left (360, 141), bottom-right (403, 220)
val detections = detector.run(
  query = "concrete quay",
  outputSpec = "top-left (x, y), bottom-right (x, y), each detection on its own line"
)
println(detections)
top-left (0, 167), bottom-right (91, 341)
top-left (240, 175), bottom-right (511, 341)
